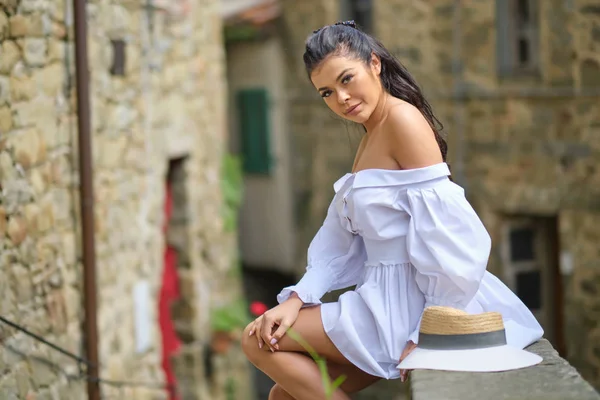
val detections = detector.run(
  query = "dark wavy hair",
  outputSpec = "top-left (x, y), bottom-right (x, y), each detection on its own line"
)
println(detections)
top-left (303, 21), bottom-right (447, 161)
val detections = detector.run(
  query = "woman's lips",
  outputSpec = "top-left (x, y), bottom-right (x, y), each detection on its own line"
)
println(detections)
top-left (345, 103), bottom-right (361, 115)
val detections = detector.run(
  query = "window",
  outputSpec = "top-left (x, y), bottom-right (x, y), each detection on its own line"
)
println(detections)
top-left (110, 39), bottom-right (126, 76)
top-left (501, 216), bottom-right (563, 351)
top-left (496, 0), bottom-right (539, 76)
top-left (340, 0), bottom-right (373, 34)
top-left (236, 88), bottom-right (272, 175)
top-left (503, 221), bottom-right (542, 310)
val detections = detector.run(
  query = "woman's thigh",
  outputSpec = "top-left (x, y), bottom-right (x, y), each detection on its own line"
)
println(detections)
top-left (275, 306), bottom-right (381, 392)
top-left (325, 361), bottom-right (381, 394)
top-left (272, 306), bottom-right (347, 364)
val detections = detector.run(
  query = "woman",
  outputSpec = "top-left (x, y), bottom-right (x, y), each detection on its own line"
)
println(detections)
top-left (241, 21), bottom-right (543, 400)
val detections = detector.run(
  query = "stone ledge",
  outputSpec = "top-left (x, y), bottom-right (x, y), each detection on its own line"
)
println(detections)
top-left (410, 339), bottom-right (600, 400)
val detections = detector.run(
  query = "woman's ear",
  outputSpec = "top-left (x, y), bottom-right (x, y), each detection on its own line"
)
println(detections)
top-left (370, 53), bottom-right (382, 76)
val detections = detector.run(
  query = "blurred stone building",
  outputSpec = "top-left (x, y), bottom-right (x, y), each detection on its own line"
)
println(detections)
top-left (227, 0), bottom-right (600, 396)
top-left (276, 0), bottom-right (600, 391)
top-left (0, 0), bottom-right (251, 399)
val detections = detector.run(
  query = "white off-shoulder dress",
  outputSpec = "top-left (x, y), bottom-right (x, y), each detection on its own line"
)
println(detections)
top-left (277, 163), bottom-right (543, 379)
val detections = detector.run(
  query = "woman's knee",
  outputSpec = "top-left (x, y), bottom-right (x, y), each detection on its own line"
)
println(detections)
top-left (241, 324), bottom-right (255, 356)
top-left (241, 323), bottom-right (264, 365)
top-left (268, 384), bottom-right (293, 400)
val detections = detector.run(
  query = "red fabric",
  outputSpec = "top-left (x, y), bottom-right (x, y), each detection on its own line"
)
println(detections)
top-left (159, 183), bottom-right (182, 399)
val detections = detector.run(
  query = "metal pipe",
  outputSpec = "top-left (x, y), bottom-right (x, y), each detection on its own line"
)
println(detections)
top-left (72, 0), bottom-right (100, 399)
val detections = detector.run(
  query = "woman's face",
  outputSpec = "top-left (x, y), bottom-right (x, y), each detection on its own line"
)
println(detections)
top-left (310, 53), bottom-right (382, 123)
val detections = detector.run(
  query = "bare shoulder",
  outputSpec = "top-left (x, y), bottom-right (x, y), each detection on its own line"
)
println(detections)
top-left (383, 102), bottom-right (443, 169)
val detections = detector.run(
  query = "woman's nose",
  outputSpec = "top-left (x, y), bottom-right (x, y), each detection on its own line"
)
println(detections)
top-left (337, 89), bottom-right (350, 104)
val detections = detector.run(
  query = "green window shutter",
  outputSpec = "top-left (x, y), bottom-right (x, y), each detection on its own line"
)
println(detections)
top-left (237, 88), bottom-right (272, 175)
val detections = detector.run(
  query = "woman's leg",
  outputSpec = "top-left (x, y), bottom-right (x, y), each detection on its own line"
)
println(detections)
top-left (268, 360), bottom-right (382, 400)
top-left (242, 306), bottom-right (380, 400)
top-left (268, 384), bottom-right (294, 400)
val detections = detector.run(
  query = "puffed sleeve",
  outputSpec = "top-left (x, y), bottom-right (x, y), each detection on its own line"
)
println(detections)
top-left (405, 184), bottom-right (492, 343)
top-left (277, 199), bottom-right (367, 306)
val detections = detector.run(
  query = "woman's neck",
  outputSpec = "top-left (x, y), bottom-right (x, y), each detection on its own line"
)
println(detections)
top-left (363, 92), bottom-right (393, 133)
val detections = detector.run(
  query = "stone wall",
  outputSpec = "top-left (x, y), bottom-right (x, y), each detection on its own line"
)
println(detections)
top-left (0, 0), bottom-right (249, 398)
top-left (284, 0), bottom-right (600, 392)
top-left (410, 339), bottom-right (600, 400)
top-left (1, 0), bottom-right (87, 397)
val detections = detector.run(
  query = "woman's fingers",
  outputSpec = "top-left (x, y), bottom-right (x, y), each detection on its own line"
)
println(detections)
top-left (252, 317), bottom-right (265, 349)
top-left (399, 340), bottom-right (417, 382)
top-left (260, 313), bottom-right (277, 352)
top-left (269, 320), bottom-right (291, 351)
top-left (399, 340), bottom-right (417, 361)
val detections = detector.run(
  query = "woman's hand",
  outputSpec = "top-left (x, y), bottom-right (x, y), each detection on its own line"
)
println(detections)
top-left (248, 295), bottom-right (304, 352)
top-left (399, 340), bottom-right (417, 382)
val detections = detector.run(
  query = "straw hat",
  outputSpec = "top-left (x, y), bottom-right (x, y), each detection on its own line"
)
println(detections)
top-left (397, 306), bottom-right (542, 372)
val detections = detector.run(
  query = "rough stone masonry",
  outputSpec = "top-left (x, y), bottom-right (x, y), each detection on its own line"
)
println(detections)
top-left (0, 0), bottom-right (250, 399)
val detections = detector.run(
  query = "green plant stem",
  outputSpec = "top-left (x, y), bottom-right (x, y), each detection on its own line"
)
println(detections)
top-left (286, 328), bottom-right (347, 399)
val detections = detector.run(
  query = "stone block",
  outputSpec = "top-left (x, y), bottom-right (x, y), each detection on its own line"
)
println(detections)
top-left (88, 36), bottom-right (112, 72)
top-left (0, 274), bottom-right (17, 315)
top-left (8, 127), bottom-right (45, 168)
top-left (0, 105), bottom-right (12, 133)
top-left (18, 0), bottom-right (50, 14)
top-left (9, 13), bottom-right (52, 37)
top-left (22, 38), bottom-right (47, 67)
top-left (62, 285), bottom-right (80, 321)
top-left (10, 73), bottom-right (36, 102)
top-left (11, 263), bottom-right (34, 302)
top-left (0, 40), bottom-right (22, 74)
top-left (12, 95), bottom-right (54, 129)
top-left (0, 76), bottom-right (10, 105)
top-left (28, 167), bottom-right (46, 196)
top-left (32, 63), bottom-right (64, 96)
top-left (7, 215), bottom-right (28, 245)
top-left (0, 206), bottom-right (6, 236)
top-left (48, 0), bottom-right (66, 22)
top-left (581, 58), bottom-right (600, 87)
top-left (0, 375), bottom-right (19, 400)
top-left (60, 383), bottom-right (87, 400)
top-left (94, 135), bottom-right (128, 168)
top-left (99, 3), bottom-right (130, 38)
top-left (46, 289), bottom-right (68, 333)
top-left (0, 151), bottom-right (18, 187)
top-left (45, 154), bottom-right (72, 187)
top-left (40, 188), bottom-right (71, 228)
top-left (47, 39), bottom-right (66, 63)
top-left (23, 201), bottom-right (45, 234)
top-left (105, 103), bottom-right (137, 132)
top-left (0, 10), bottom-right (8, 40)
top-left (0, 0), bottom-right (20, 13)
top-left (29, 358), bottom-right (56, 389)
top-left (51, 21), bottom-right (66, 39)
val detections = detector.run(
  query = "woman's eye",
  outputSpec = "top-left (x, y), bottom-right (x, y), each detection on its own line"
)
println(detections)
top-left (342, 75), bottom-right (353, 84)
top-left (321, 90), bottom-right (332, 98)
